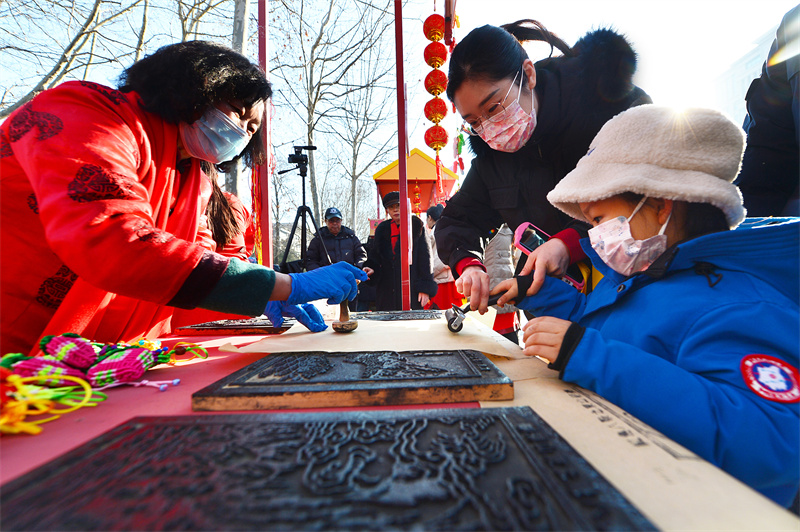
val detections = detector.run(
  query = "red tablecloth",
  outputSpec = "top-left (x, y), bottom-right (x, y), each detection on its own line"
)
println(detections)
top-left (0, 334), bottom-right (479, 484)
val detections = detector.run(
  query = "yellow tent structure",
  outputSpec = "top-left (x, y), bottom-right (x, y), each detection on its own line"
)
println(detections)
top-left (372, 148), bottom-right (459, 214)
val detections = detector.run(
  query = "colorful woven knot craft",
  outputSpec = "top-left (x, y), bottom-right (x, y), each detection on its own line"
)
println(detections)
top-left (0, 370), bottom-right (103, 435)
top-left (87, 346), bottom-right (168, 387)
top-left (0, 334), bottom-right (206, 435)
top-left (7, 356), bottom-right (86, 387)
top-left (39, 333), bottom-right (100, 369)
top-left (3, 334), bottom-right (207, 388)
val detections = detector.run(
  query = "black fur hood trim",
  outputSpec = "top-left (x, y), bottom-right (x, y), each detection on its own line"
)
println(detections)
top-left (570, 28), bottom-right (638, 102)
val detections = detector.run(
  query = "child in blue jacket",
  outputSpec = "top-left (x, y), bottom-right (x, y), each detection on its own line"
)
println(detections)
top-left (494, 105), bottom-right (800, 507)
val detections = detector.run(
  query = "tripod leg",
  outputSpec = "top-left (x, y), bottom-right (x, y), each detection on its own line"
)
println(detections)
top-left (279, 208), bottom-right (304, 271)
top-left (307, 209), bottom-right (322, 234)
top-left (304, 208), bottom-right (332, 269)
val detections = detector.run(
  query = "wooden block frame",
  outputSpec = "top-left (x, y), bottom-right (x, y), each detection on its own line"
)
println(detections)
top-left (193, 349), bottom-right (514, 410)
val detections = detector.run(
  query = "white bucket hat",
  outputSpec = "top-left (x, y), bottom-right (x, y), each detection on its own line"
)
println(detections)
top-left (547, 105), bottom-right (747, 227)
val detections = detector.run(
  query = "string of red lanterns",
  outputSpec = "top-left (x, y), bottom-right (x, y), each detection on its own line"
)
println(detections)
top-left (422, 12), bottom-right (448, 207)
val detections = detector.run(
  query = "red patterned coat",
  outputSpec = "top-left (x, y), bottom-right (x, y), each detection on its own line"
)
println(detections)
top-left (0, 81), bottom-right (228, 355)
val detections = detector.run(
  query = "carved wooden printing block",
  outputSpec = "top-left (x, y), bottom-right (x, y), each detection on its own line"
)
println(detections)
top-left (350, 310), bottom-right (442, 321)
top-left (193, 349), bottom-right (514, 410)
top-left (0, 407), bottom-right (654, 531)
top-left (175, 316), bottom-right (295, 336)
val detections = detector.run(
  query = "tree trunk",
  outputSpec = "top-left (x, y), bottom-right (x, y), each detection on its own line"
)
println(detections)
top-left (306, 132), bottom-right (320, 224)
top-left (350, 156), bottom-right (358, 228)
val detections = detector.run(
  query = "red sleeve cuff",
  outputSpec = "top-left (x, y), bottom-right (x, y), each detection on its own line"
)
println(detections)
top-left (552, 228), bottom-right (586, 263)
top-left (492, 311), bottom-right (518, 333)
top-left (455, 258), bottom-right (486, 276)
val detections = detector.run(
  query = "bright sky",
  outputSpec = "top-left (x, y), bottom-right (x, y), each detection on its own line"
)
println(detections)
top-left (404, 0), bottom-right (797, 171)
top-left (451, 0), bottom-right (796, 105)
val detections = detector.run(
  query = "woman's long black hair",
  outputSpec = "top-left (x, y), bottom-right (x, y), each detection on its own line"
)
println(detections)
top-left (117, 40), bottom-right (271, 248)
top-left (446, 20), bottom-right (572, 102)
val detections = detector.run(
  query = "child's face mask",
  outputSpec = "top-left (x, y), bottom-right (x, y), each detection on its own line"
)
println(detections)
top-left (588, 197), bottom-right (671, 277)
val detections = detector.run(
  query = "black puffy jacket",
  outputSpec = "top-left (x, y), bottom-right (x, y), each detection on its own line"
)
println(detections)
top-left (735, 5), bottom-right (799, 216)
top-left (435, 29), bottom-right (651, 273)
top-left (306, 225), bottom-right (367, 270)
top-left (363, 216), bottom-right (438, 311)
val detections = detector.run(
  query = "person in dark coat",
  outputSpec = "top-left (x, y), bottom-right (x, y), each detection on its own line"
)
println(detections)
top-left (356, 235), bottom-right (377, 311)
top-left (363, 192), bottom-right (438, 311)
top-left (307, 206), bottom-right (367, 310)
top-left (734, 4), bottom-right (799, 217)
top-left (435, 20), bottom-right (651, 313)
top-left (306, 207), bottom-right (367, 271)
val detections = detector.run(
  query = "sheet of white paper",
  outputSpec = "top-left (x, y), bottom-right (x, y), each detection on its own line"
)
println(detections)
top-left (226, 315), bottom-right (526, 359)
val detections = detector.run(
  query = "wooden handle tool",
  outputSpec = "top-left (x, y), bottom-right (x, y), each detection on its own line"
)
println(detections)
top-left (332, 300), bottom-right (358, 333)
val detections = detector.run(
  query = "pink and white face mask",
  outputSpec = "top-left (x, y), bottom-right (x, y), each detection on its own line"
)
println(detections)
top-left (475, 71), bottom-right (537, 153)
top-left (588, 197), bottom-right (671, 277)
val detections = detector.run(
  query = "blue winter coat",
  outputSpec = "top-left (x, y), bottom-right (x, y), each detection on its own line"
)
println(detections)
top-left (517, 218), bottom-right (800, 506)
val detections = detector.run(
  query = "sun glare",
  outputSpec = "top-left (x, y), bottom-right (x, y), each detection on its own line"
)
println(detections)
top-left (768, 38), bottom-right (800, 67)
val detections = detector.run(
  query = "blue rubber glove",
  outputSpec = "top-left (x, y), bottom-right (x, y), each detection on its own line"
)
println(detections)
top-left (287, 262), bottom-right (369, 305)
top-left (264, 301), bottom-right (327, 332)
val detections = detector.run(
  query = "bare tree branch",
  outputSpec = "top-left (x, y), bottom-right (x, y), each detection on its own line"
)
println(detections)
top-left (1, 0), bottom-right (102, 117)
top-left (270, 0), bottom-right (396, 235)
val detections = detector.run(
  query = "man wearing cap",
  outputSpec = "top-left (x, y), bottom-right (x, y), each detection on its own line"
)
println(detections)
top-left (307, 207), bottom-right (367, 276)
top-left (362, 192), bottom-right (438, 310)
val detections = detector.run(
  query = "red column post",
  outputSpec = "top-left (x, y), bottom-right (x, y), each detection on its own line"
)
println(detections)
top-left (257, 0), bottom-right (273, 266)
top-left (394, 0), bottom-right (411, 310)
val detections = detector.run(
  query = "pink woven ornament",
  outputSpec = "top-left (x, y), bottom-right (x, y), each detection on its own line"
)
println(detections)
top-left (87, 347), bottom-right (170, 387)
top-left (39, 334), bottom-right (99, 369)
top-left (11, 357), bottom-right (87, 387)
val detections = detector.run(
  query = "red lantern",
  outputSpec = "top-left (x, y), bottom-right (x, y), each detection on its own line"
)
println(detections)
top-left (424, 42), bottom-right (448, 69)
top-left (423, 14), bottom-right (445, 42)
top-left (424, 125), bottom-right (449, 151)
top-left (424, 97), bottom-right (448, 124)
top-left (424, 69), bottom-right (448, 96)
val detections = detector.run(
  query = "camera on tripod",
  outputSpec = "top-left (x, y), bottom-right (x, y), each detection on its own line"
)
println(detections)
top-left (278, 145), bottom-right (319, 273)
top-left (287, 145), bottom-right (316, 166)
top-left (287, 152), bottom-right (307, 165)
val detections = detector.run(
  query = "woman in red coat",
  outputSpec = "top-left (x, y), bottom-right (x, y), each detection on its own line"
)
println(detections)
top-left (1, 41), bottom-right (365, 355)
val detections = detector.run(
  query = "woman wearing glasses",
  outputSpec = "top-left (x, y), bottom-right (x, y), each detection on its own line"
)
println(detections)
top-left (435, 20), bottom-right (651, 312)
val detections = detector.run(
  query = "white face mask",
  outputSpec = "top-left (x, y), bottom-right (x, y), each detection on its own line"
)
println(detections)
top-left (179, 107), bottom-right (250, 164)
top-left (588, 197), bottom-right (671, 277)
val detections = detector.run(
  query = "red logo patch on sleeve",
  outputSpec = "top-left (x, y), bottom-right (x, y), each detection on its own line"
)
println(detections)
top-left (741, 354), bottom-right (800, 403)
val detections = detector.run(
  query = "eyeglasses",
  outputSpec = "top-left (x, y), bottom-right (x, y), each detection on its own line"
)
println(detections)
top-left (459, 70), bottom-right (521, 137)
